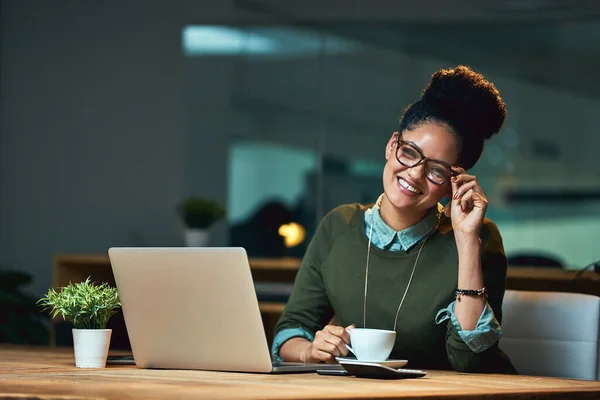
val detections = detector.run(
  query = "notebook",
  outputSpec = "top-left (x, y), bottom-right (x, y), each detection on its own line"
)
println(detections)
top-left (108, 247), bottom-right (342, 373)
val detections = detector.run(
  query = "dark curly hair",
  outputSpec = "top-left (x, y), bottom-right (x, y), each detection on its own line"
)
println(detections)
top-left (398, 65), bottom-right (506, 170)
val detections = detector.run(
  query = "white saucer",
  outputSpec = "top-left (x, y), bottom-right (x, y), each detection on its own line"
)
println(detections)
top-left (336, 357), bottom-right (408, 368)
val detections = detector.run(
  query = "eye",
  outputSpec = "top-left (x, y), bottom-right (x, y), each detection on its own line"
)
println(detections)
top-left (428, 165), bottom-right (448, 179)
top-left (400, 145), bottom-right (420, 160)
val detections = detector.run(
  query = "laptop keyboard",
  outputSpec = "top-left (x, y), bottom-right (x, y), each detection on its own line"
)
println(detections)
top-left (273, 361), bottom-right (309, 367)
top-left (273, 361), bottom-right (343, 370)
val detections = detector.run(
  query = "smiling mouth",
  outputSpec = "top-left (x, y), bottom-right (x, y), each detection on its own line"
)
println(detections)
top-left (398, 177), bottom-right (422, 195)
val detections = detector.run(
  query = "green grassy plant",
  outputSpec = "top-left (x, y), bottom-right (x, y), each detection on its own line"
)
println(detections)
top-left (38, 277), bottom-right (121, 329)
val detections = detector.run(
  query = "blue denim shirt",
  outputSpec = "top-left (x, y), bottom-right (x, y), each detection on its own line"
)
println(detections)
top-left (271, 196), bottom-right (502, 360)
top-left (364, 198), bottom-right (438, 251)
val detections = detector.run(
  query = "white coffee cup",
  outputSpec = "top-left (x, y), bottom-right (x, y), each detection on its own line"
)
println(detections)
top-left (345, 328), bottom-right (396, 361)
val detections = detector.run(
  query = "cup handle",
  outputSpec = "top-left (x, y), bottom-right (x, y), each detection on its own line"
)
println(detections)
top-left (345, 343), bottom-right (354, 355)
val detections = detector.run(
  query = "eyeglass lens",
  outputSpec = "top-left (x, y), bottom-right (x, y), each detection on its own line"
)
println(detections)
top-left (396, 143), bottom-right (451, 184)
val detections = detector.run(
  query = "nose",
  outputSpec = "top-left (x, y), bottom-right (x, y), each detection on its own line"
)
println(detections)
top-left (407, 163), bottom-right (426, 180)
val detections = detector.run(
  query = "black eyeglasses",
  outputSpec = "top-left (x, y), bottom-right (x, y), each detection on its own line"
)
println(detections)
top-left (395, 139), bottom-right (458, 185)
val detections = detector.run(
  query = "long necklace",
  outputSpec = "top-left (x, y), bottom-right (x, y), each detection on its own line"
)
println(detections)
top-left (363, 216), bottom-right (435, 331)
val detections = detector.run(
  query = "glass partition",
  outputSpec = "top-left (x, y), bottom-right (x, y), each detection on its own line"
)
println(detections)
top-left (184, 21), bottom-right (600, 270)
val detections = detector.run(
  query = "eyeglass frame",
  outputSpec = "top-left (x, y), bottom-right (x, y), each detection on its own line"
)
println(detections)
top-left (394, 138), bottom-right (459, 185)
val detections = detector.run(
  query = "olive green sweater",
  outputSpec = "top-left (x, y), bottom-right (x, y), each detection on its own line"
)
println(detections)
top-left (274, 204), bottom-right (516, 373)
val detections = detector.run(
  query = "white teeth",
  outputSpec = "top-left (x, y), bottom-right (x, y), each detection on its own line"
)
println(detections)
top-left (398, 178), bottom-right (420, 194)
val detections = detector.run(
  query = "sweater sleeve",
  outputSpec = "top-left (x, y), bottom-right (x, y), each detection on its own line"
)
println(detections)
top-left (442, 220), bottom-right (517, 374)
top-left (272, 209), bottom-right (337, 349)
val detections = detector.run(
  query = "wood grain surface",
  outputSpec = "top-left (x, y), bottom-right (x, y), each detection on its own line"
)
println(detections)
top-left (1, 346), bottom-right (600, 399)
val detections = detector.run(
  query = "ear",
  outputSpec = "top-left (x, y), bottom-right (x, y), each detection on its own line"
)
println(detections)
top-left (385, 132), bottom-right (399, 160)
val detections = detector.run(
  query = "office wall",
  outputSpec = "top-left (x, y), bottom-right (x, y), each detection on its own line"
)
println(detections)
top-left (2, 1), bottom-right (599, 297)
top-left (0, 1), bottom-right (188, 296)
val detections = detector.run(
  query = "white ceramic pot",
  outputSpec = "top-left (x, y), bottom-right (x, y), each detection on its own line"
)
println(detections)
top-left (72, 329), bottom-right (112, 368)
top-left (184, 229), bottom-right (209, 247)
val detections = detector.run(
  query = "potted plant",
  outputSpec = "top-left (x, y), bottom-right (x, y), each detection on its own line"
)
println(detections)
top-left (178, 197), bottom-right (226, 247)
top-left (38, 277), bottom-right (121, 368)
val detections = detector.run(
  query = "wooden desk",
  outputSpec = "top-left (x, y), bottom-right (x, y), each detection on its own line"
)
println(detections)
top-left (1, 346), bottom-right (599, 399)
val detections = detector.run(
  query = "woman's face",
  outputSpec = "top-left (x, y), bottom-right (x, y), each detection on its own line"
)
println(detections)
top-left (382, 123), bottom-right (459, 215)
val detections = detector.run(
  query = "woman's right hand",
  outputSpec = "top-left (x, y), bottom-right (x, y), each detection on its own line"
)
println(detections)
top-left (299, 324), bottom-right (354, 363)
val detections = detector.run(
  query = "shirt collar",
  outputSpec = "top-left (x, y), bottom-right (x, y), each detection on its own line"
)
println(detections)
top-left (367, 194), bottom-right (440, 251)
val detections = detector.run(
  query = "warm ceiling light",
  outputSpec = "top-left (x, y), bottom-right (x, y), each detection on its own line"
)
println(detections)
top-left (278, 222), bottom-right (306, 248)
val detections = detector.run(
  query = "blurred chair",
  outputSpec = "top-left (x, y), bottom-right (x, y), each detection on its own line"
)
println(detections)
top-left (507, 253), bottom-right (564, 268)
top-left (501, 290), bottom-right (600, 380)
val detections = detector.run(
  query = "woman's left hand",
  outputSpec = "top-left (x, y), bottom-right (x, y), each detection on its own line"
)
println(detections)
top-left (444, 167), bottom-right (487, 238)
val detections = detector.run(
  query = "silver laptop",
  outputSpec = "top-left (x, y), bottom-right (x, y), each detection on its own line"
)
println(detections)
top-left (108, 247), bottom-right (342, 373)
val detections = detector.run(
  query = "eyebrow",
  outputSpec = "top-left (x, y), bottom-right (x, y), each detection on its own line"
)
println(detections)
top-left (405, 140), bottom-right (454, 167)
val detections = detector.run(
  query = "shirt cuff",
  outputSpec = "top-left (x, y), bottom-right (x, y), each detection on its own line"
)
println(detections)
top-left (435, 300), bottom-right (502, 353)
top-left (271, 327), bottom-right (315, 362)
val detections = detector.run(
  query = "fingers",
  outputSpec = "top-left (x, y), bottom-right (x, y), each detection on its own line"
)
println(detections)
top-left (450, 174), bottom-right (460, 199)
top-left (459, 189), bottom-right (475, 212)
top-left (310, 325), bottom-right (353, 363)
top-left (325, 325), bottom-right (350, 357)
top-left (452, 166), bottom-right (467, 175)
top-left (444, 200), bottom-right (452, 217)
top-left (453, 180), bottom-right (480, 201)
top-left (452, 174), bottom-right (478, 190)
top-left (327, 324), bottom-right (352, 343)
top-left (306, 346), bottom-right (338, 363)
top-left (450, 168), bottom-right (486, 211)
top-left (311, 343), bottom-right (339, 363)
top-left (450, 167), bottom-right (475, 187)
top-left (459, 189), bottom-right (486, 212)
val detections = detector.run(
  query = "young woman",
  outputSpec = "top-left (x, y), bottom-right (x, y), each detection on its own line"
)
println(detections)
top-left (272, 65), bottom-right (516, 373)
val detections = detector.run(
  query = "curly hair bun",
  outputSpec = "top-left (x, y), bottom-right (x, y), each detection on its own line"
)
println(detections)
top-left (421, 65), bottom-right (506, 140)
